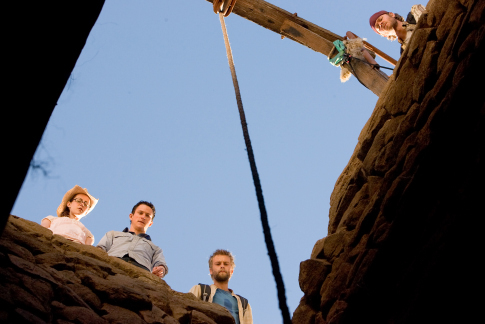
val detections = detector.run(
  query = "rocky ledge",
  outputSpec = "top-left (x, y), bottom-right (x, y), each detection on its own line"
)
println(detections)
top-left (0, 215), bottom-right (235, 324)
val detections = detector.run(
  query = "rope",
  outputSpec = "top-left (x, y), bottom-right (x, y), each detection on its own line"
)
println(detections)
top-left (343, 54), bottom-right (393, 90)
top-left (213, 0), bottom-right (237, 16)
top-left (218, 12), bottom-right (292, 324)
top-left (350, 56), bottom-right (394, 71)
top-left (343, 55), bottom-right (370, 90)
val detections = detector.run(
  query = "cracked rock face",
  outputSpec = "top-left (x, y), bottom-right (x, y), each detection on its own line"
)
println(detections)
top-left (293, 0), bottom-right (484, 323)
top-left (0, 216), bottom-right (235, 324)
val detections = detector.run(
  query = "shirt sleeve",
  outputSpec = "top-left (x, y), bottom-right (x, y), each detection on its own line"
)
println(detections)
top-left (189, 284), bottom-right (201, 298)
top-left (243, 303), bottom-right (253, 324)
top-left (96, 231), bottom-right (113, 251)
top-left (151, 245), bottom-right (169, 275)
top-left (411, 4), bottom-right (426, 21)
top-left (42, 215), bottom-right (57, 223)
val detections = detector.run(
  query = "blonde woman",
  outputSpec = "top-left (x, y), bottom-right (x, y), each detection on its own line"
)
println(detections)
top-left (41, 185), bottom-right (98, 245)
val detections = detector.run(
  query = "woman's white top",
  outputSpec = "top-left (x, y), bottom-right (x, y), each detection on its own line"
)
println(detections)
top-left (42, 216), bottom-right (93, 244)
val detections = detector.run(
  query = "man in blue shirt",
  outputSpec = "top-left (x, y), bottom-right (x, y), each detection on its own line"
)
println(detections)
top-left (189, 249), bottom-right (253, 324)
top-left (97, 201), bottom-right (168, 278)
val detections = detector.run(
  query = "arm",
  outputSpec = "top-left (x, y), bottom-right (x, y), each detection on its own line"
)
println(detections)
top-left (152, 266), bottom-right (165, 278)
top-left (41, 218), bottom-right (51, 228)
top-left (78, 223), bottom-right (95, 246)
top-left (243, 303), bottom-right (253, 324)
top-left (345, 31), bottom-right (378, 66)
top-left (85, 237), bottom-right (94, 245)
top-left (96, 231), bottom-right (113, 251)
top-left (152, 246), bottom-right (169, 276)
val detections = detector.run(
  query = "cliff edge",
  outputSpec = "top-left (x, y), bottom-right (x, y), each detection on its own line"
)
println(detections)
top-left (0, 215), bottom-right (235, 324)
top-left (293, 0), bottom-right (484, 323)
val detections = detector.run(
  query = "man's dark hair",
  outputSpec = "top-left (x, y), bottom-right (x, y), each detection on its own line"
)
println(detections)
top-left (131, 201), bottom-right (156, 219)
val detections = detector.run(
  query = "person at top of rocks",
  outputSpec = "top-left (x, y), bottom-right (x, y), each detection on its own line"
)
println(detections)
top-left (41, 185), bottom-right (98, 245)
top-left (338, 4), bottom-right (426, 81)
top-left (369, 4), bottom-right (426, 54)
top-left (97, 201), bottom-right (168, 279)
top-left (189, 249), bottom-right (253, 324)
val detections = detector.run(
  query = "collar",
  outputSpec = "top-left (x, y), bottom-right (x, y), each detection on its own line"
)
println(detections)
top-left (122, 227), bottom-right (152, 241)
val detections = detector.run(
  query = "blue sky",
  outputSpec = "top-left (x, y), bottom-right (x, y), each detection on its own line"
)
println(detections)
top-left (12, 0), bottom-right (422, 322)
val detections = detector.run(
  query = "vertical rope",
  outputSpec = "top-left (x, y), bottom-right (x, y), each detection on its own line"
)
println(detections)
top-left (218, 13), bottom-right (292, 324)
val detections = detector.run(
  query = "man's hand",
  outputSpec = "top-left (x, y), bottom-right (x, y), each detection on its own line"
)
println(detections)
top-left (152, 266), bottom-right (165, 278)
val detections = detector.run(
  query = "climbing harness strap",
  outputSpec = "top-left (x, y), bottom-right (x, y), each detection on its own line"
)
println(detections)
top-left (215, 7), bottom-right (291, 324)
top-left (328, 40), bottom-right (347, 66)
top-left (328, 39), bottom-right (393, 90)
top-left (329, 40), bottom-right (393, 71)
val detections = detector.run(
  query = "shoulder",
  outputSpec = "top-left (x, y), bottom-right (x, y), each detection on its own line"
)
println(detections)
top-left (189, 284), bottom-right (202, 297)
top-left (42, 215), bottom-right (57, 222)
top-left (99, 230), bottom-right (122, 240)
top-left (108, 230), bottom-right (127, 237)
top-left (234, 292), bottom-right (250, 311)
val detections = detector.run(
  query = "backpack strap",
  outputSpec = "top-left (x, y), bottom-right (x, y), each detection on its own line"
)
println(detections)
top-left (199, 283), bottom-right (249, 314)
top-left (236, 294), bottom-right (249, 314)
top-left (198, 283), bottom-right (211, 302)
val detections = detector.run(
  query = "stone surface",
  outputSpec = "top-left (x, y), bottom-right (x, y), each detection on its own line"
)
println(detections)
top-left (299, 259), bottom-right (331, 300)
top-left (294, 0), bottom-right (484, 323)
top-left (0, 216), bottom-right (235, 324)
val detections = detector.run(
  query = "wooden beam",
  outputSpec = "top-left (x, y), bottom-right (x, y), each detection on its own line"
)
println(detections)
top-left (205, 0), bottom-right (391, 96)
top-left (280, 19), bottom-right (335, 56)
top-left (221, 0), bottom-right (343, 44)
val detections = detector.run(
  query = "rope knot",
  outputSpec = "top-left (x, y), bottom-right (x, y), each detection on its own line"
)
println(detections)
top-left (213, 0), bottom-right (238, 17)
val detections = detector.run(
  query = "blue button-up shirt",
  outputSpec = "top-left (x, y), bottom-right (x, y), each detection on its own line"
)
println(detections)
top-left (97, 228), bottom-right (168, 274)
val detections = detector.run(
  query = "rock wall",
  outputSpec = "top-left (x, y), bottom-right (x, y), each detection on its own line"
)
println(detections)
top-left (0, 216), bottom-right (236, 324)
top-left (4, 1), bottom-right (105, 231)
top-left (3, 1), bottom-right (484, 323)
top-left (293, 0), bottom-right (484, 323)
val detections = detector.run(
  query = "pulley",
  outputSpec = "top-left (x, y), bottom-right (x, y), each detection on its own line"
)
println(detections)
top-left (213, 0), bottom-right (238, 17)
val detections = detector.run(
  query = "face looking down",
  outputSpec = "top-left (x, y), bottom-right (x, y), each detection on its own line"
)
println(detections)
top-left (210, 255), bottom-right (234, 282)
top-left (129, 204), bottom-right (154, 234)
top-left (374, 12), bottom-right (399, 37)
top-left (67, 193), bottom-right (91, 218)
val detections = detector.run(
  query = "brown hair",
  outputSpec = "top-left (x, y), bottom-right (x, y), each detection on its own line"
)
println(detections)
top-left (60, 206), bottom-right (71, 217)
top-left (208, 249), bottom-right (236, 269)
top-left (60, 194), bottom-right (80, 217)
top-left (61, 193), bottom-right (92, 217)
top-left (131, 201), bottom-right (156, 219)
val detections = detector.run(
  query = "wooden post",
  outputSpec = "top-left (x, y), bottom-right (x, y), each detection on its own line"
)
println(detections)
top-left (204, 0), bottom-right (391, 96)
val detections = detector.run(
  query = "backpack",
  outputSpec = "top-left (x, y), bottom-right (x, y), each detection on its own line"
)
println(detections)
top-left (406, 11), bottom-right (417, 24)
top-left (198, 283), bottom-right (249, 314)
